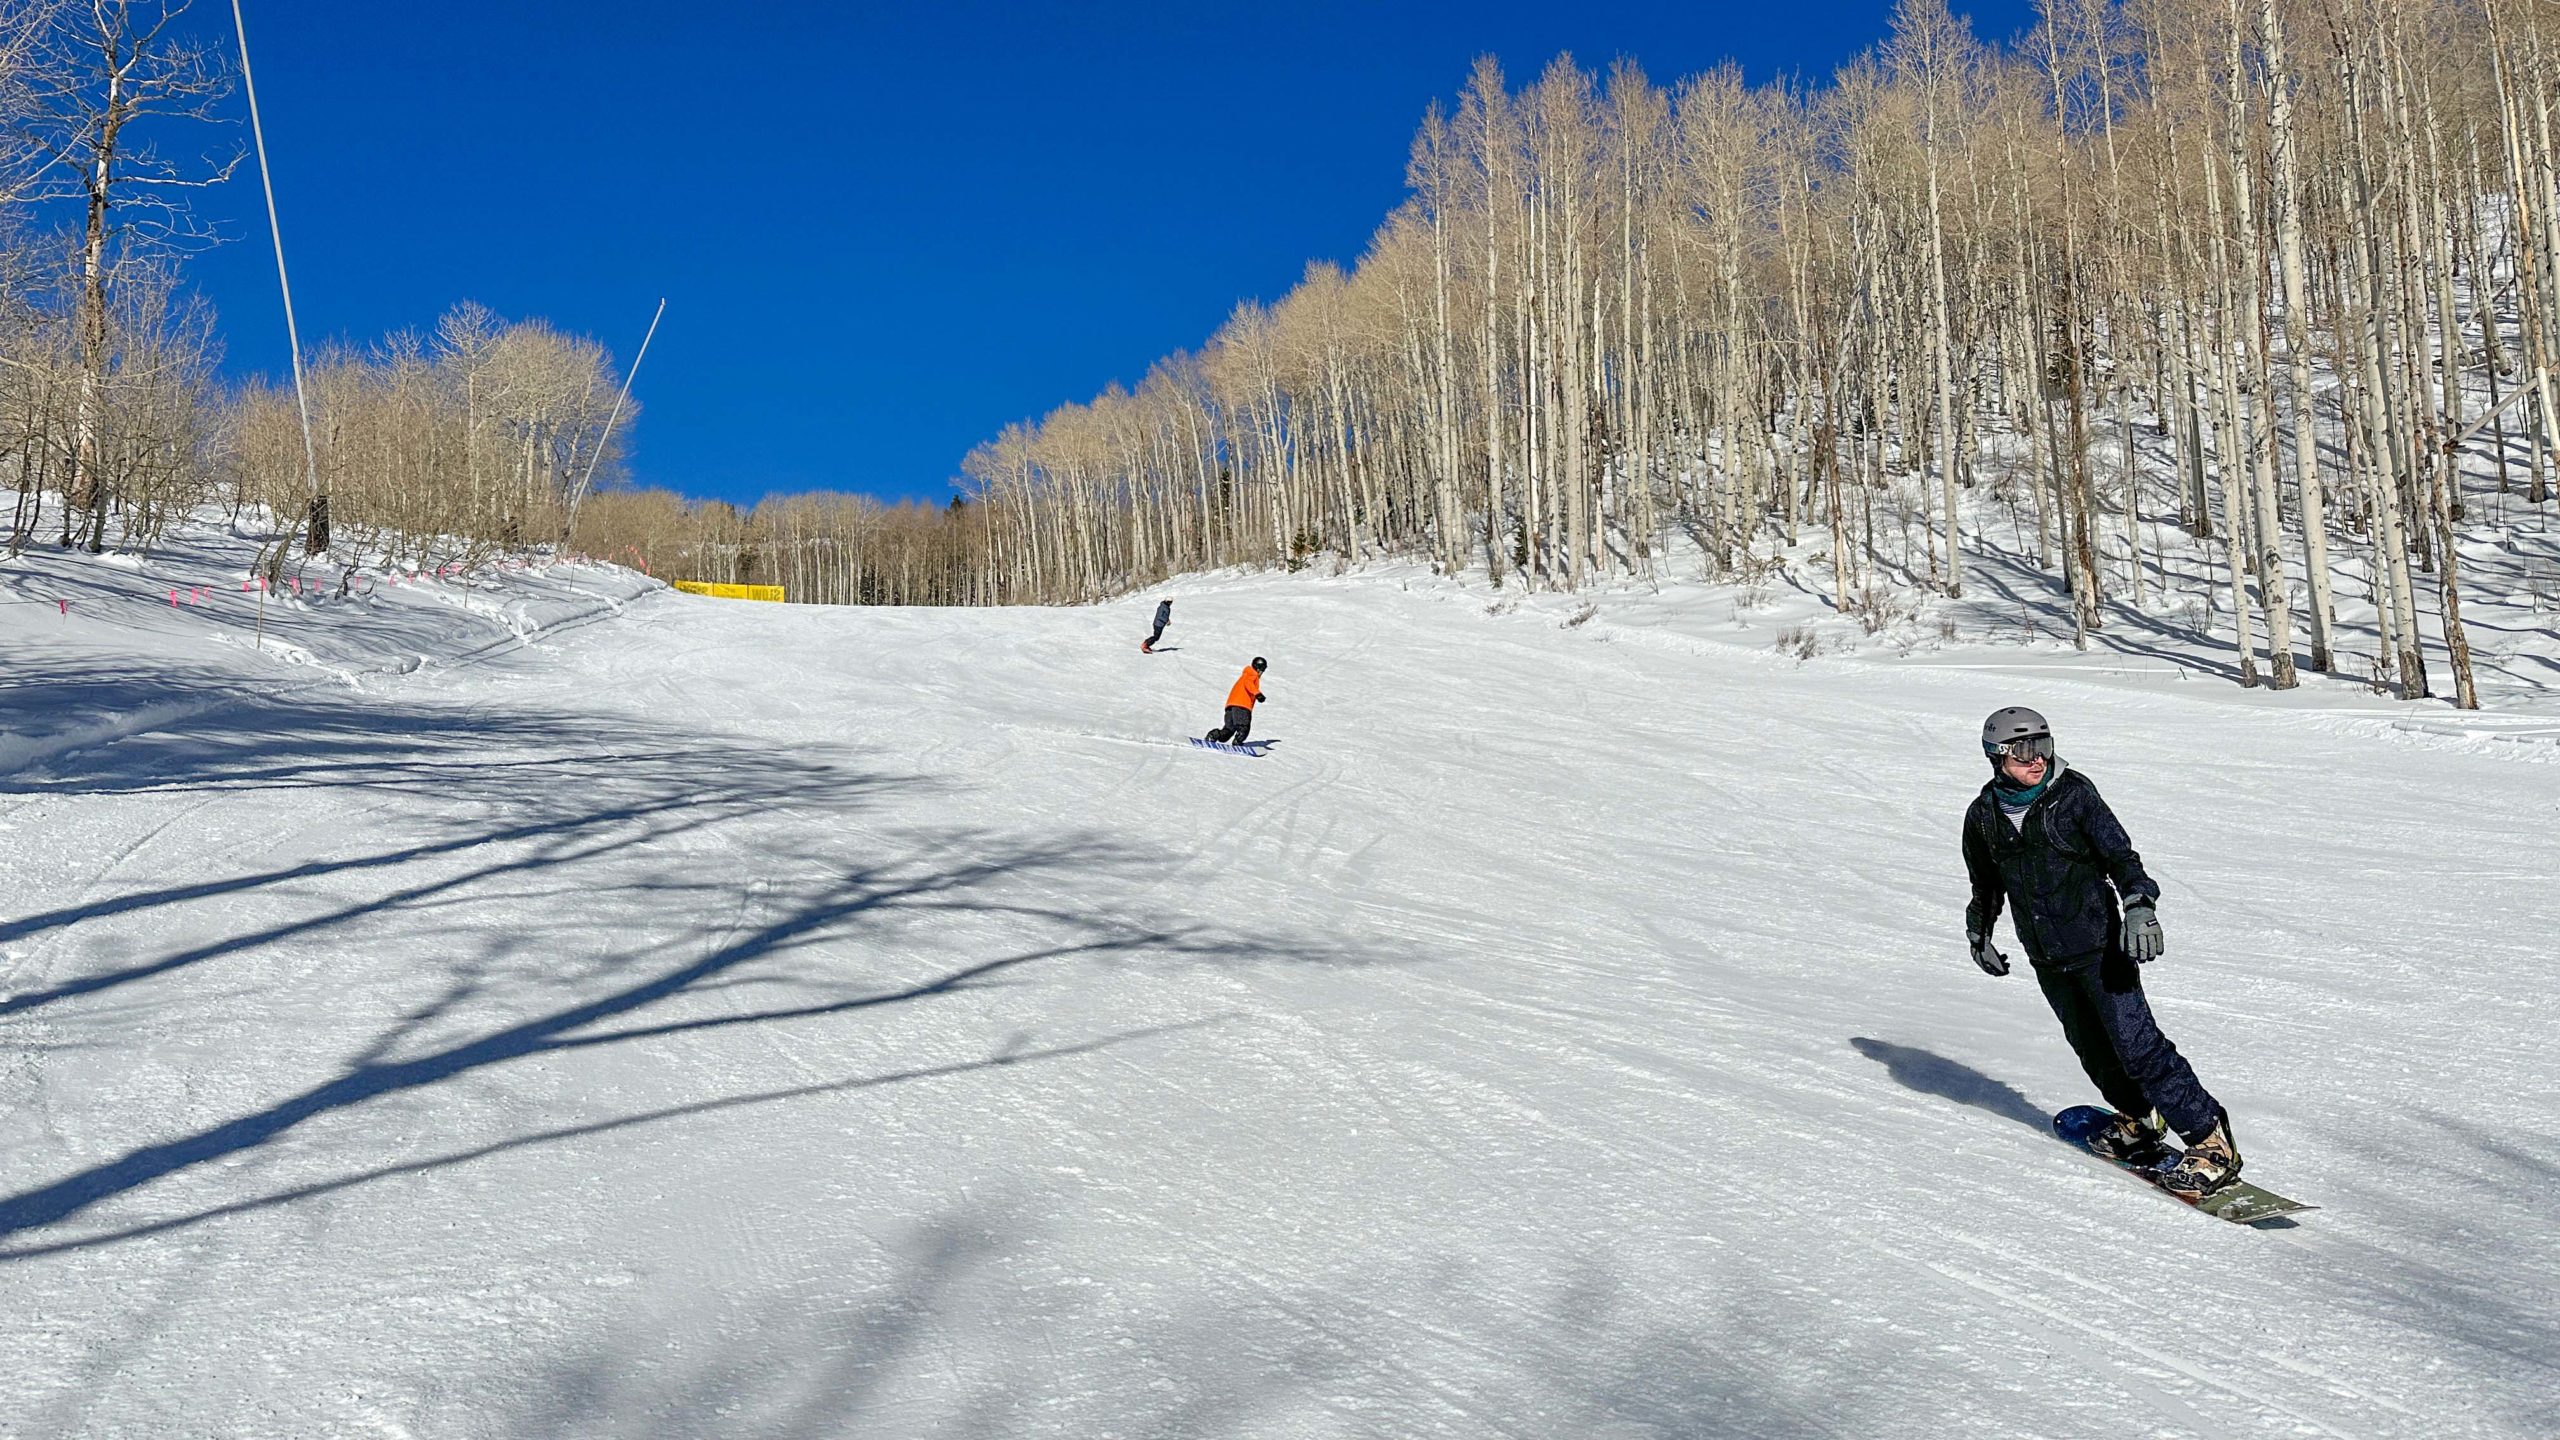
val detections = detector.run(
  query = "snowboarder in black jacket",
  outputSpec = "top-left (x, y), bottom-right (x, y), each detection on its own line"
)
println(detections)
top-left (1143, 599), bottom-right (1172, 653)
top-left (1962, 706), bottom-right (2242, 1198)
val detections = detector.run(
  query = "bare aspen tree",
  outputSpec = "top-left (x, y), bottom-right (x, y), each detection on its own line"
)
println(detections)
top-left (1410, 105), bottom-right (1464, 573)
top-left (1891, 0), bottom-right (1973, 596)
top-left (2258, 0), bottom-right (2336, 671)
top-left (26, 0), bottom-right (237, 552)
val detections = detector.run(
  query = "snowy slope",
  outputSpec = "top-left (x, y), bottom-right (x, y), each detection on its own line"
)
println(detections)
top-left (0, 519), bottom-right (660, 777)
top-left (1, 535), bottom-right (2554, 1438)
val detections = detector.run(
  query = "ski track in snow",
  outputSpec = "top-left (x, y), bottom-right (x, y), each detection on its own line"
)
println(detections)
top-left (0, 560), bottom-right (2555, 1438)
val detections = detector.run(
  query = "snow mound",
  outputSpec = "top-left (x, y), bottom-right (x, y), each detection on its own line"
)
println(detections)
top-left (0, 515), bottom-right (660, 777)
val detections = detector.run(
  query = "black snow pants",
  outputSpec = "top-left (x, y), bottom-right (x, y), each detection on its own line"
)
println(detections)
top-left (1206, 705), bottom-right (1253, 745)
top-left (1146, 618), bottom-right (1169, 648)
top-left (2035, 952), bottom-right (2222, 1140)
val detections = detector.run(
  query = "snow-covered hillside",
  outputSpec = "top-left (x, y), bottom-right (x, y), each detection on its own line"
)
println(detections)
top-left (0, 521), bottom-right (661, 777)
top-left (1, 520), bottom-right (2553, 1438)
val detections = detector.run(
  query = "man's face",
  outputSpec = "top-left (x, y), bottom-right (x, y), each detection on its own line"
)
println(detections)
top-left (1998, 750), bottom-right (2049, 786)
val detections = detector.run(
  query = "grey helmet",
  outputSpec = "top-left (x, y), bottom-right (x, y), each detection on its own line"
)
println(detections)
top-left (1981, 706), bottom-right (2055, 766)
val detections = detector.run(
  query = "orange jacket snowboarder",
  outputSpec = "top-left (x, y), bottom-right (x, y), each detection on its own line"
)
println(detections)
top-left (1206, 658), bottom-right (1268, 745)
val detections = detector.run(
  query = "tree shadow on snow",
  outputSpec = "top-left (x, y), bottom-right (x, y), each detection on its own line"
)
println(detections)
top-left (0, 679), bottom-right (920, 1016)
top-left (2, 656), bottom-right (820, 806)
top-left (0, 670), bottom-right (1370, 1256)
top-left (2311, 1101), bottom-right (2560, 1417)
top-left (493, 1207), bottom-right (1898, 1440)
top-left (0, 831), bottom-right (1334, 1255)
top-left (1847, 1037), bottom-right (2048, 1134)
top-left (1951, 534), bottom-right (2262, 685)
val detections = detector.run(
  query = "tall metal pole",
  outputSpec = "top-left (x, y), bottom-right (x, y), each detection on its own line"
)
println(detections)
top-left (565, 297), bottom-right (666, 527)
top-left (232, 1), bottom-right (327, 554)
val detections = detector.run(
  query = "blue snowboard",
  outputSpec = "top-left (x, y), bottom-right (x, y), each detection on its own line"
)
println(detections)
top-left (2054, 1106), bottom-right (2313, 1226)
top-left (1189, 737), bottom-right (1274, 757)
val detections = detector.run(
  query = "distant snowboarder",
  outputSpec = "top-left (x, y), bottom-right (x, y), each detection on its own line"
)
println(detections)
top-left (1143, 599), bottom-right (1173, 653)
top-left (1204, 657), bottom-right (1267, 746)
top-left (1961, 706), bottom-right (2243, 1199)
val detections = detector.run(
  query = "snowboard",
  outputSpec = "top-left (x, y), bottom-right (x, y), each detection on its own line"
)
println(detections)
top-left (2054, 1106), bottom-right (2314, 1226)
top-left (1189, 737), bottom-right (1274, 757)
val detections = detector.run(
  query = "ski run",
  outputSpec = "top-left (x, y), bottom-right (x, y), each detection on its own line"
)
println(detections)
top-left (1, 518), bottom-right (2555, 1439)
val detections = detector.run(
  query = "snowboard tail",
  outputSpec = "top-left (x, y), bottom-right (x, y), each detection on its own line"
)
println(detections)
top-left (2053, 1106), bottom-right (2313, 1226)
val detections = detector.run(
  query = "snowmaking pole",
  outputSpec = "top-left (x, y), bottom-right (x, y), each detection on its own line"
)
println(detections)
top-left (564, 298), bottom-right (666, 539)
top-left (232, 0), bottom-right (327, 556)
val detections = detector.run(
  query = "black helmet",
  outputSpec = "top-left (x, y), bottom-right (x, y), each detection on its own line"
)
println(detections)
top-left (1981, 706), bottom-right (2054, 766)
top-left (1250, 656), bottom-right (1267, 671)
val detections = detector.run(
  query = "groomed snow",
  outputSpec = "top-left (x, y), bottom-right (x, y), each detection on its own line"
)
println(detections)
top-left (1, 528), bottom-right (2554, 1438)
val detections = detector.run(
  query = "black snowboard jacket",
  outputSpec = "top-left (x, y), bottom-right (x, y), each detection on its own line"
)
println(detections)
top-left (1961, 767), bottom-right (2161, 970)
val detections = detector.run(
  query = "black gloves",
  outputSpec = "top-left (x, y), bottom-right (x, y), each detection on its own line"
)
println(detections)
top-left (1964, 901), bottom-right (2010, 977)
top-left (2123, 901), bottom-right (2164, 962)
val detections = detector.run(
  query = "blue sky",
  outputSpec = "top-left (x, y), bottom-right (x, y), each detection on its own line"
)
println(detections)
top-left (170, 1), bottom-right (2036, 507)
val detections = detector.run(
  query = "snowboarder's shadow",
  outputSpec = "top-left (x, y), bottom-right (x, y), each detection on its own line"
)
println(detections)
top-left (1147, 646), bottom-right (1180, 653)
top-left (1848, 1037), bottom-right (2048, 1134)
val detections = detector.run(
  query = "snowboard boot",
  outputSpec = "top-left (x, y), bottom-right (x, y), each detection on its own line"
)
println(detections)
top-left (2156, 1113), bottom-right (2242, 1199)
top-left (2087, 1108), bottom-right (2173, 1165)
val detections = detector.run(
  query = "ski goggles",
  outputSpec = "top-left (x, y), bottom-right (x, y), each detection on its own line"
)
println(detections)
top-left (1986, 735), bottom-right (2056, 763)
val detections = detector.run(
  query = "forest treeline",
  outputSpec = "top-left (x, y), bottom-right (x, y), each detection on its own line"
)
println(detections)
top-left (0, 0), bottom-right (1012, 601)
top-left (0, 1), bottom-right (644, 572)
top-left (4, 0), bottom-right (2556, 699)
top-left (955, 0), bottom-right (2559, 705)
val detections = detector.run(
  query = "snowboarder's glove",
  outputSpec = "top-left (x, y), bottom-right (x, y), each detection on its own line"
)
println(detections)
top-left (1964, 901), bottom-right (2009, 975)
top-left (2122, 901), bottom-right (2164, 962)
top-left (1967, 928), bottom-right (2010, 978)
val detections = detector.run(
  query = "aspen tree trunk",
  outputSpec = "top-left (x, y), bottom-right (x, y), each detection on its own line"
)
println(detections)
top-left (2418, 69), bottom-right (2464, 521)
top-left (2173, 302), bottom-right (2211, 536)
top-left (2352, 244), bottom-right (2428, 694)
top-left (2005, 143), bottom-right (2055, 569)
top-left (2197, 182), bottom-right (2261, 687)
top-left (2045, 31), bottom-right (2098, 642)
top-left (2223, 5), bottom-right (2298, 687)
top-left (1780, 159), bottom-right (1820, 550)
top-left (1922, 94), bottom-right (1961, 597)
top-left (1482, 172), bottom-right (1509, 583)
top-left (1819, 313), bottom-right (1853, 612)
top-left (1559, 133), bottom-right (1592, 590)
top-left (2430, 467), bottom-right (2481, 708)
top-left (1180, 402), bottom-right (1213, 563)
top-left (1634, 196), bottom-right (1660, 575)
top-left (2489, 11), bottom-right (2560, 506)
top-left (1518, 180), bottom-right (1544, 585)
top-left (2259, 0), bottom-right (2336, 671)
top-left (67, 65), bottom-right (126, 551)
top-left (2338, 28), bottom-right (2429, 695)
top-left (1430, 150), bottom-right (1461, 572)
top-left (2341, 371), bottom-right (2395, 687)
top-left (2525, 7), bottom-right (2560, 357)
top-left (1717, 267), bottom-right (1746, 574)
top-left (2119, 376), bottom-right (2146, 609)
top-left (2060, 282), bottom-right (2099, 648)
top-left (2157, 104), bottom-right (2215, 538)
